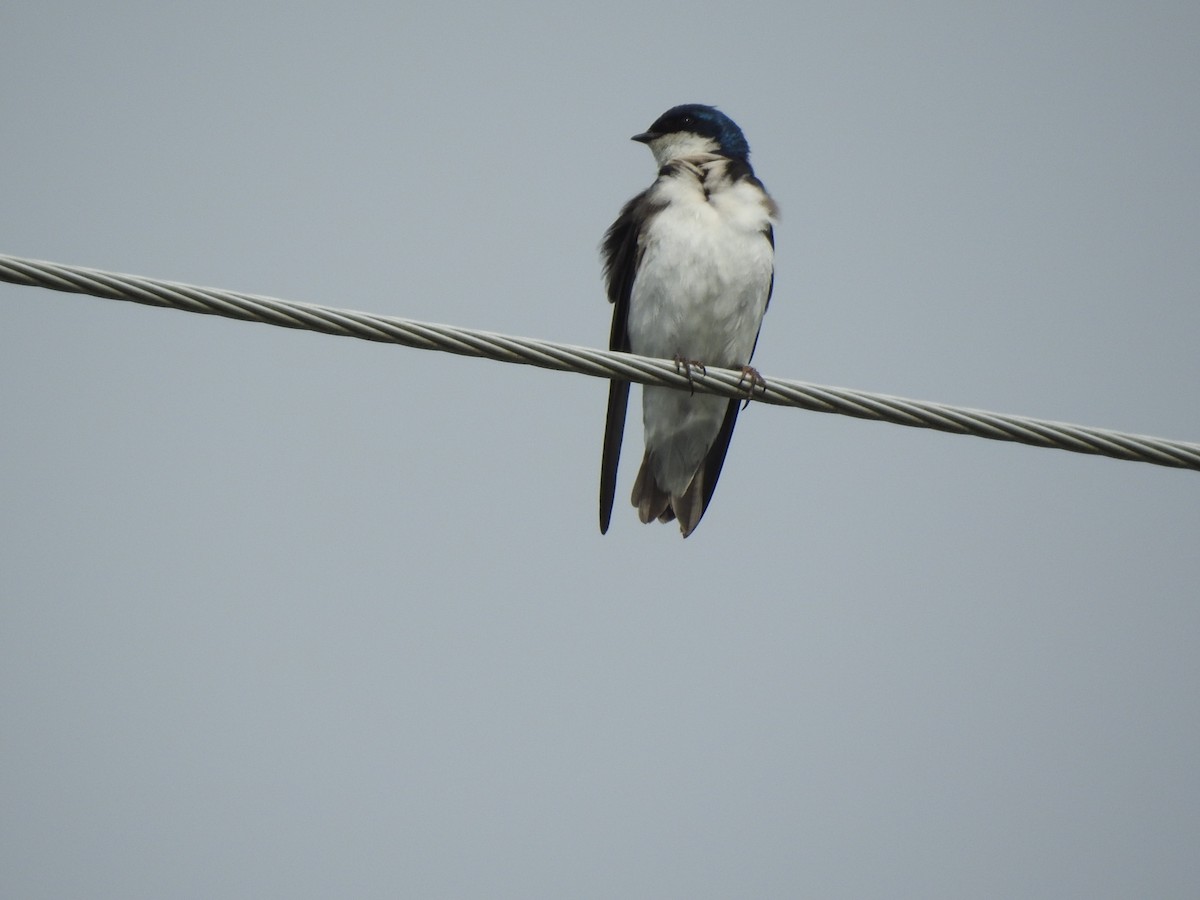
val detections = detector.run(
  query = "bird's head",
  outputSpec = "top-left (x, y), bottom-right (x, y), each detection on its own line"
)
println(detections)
top-left (631, 104), bottom-right (750, 167)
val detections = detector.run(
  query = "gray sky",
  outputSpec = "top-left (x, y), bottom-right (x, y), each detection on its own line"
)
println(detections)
top-left (3, 2), bottom-right (1198, 897)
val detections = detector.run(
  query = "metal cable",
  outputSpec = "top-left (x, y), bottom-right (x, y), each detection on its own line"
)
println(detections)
top-left (3, 252), bottom-right (1198, 472)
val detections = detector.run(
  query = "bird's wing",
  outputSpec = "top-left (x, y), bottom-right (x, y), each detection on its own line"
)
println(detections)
top-left (598, 188), bottom-right (658, 534)
top-left (693, 216), bottom-right (776, 531)
top-left (747, 221), bottom-right (775, 361)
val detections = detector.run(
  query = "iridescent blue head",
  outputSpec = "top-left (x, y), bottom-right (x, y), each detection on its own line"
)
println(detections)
top-left (631, 104), bottom-right (751, 166)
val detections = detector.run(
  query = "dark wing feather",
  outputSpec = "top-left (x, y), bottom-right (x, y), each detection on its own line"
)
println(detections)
top-left (693, 217), bottom-right (775, 531)
top-left (763, 222), bottom-right (775, 310)
top-left (746, 222), bottom-right (775, 362)
top-left (598, 189), bottom-right (654, 534)
top-left (599, 380), bottom-right (629, 534)
top-left (698, 401), bottom-right (742, 521)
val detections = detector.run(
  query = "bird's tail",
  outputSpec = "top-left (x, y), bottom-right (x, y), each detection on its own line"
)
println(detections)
top-left (631, 454), bottom-right (707, 538)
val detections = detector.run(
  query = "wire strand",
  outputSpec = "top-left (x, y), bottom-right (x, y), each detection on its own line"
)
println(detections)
top-left (2, 252), bottom-right (1198, 472)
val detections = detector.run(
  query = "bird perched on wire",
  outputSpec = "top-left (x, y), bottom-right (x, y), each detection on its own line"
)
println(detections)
top-left (599, 104), bottom-right (778, 537)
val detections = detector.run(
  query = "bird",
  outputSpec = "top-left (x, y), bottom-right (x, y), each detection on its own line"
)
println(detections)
top-left (599, 104), bottom-right (778, 537)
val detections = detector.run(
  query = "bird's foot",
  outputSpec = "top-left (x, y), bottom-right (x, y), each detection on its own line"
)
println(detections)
top-left (736, 365), bottom-right (766, 409)
top-left (673, 354), bottom-right (707, 394)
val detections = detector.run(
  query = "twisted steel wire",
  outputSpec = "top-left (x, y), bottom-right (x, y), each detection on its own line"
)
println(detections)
top-left (2, 252), bottom-right (1198, 472)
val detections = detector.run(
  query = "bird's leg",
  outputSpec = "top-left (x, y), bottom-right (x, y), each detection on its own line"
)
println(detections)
top-left (673, 354), bottom-right (707, 395)
top-left (736, 365), bottom-right (766, 409)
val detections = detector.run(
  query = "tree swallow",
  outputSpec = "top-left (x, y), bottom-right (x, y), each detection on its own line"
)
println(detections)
top-left (599, 104), bottom-right (778, 537)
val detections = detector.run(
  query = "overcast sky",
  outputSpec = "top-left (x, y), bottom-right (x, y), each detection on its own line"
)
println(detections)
top-left (3, 3), bottom-right (1199, 898)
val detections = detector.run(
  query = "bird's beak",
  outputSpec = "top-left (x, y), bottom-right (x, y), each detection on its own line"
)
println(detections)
top-left (631, 131), bottom-right (658, 144)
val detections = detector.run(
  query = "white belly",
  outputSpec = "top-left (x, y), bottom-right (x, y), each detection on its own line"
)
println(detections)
top-left (626, 200), bottom-right (772, 368)
top-left (625, 176), bottom-right (774, 496)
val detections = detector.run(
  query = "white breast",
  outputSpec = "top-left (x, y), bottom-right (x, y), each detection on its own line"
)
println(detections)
top-left (626, 162), bottom-right (774, 368)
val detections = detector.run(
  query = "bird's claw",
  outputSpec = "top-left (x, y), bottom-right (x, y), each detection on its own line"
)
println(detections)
top-left (673, 354), bottom-right (707, 395)
top-left (736, 365), bottom-right (766, 409)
